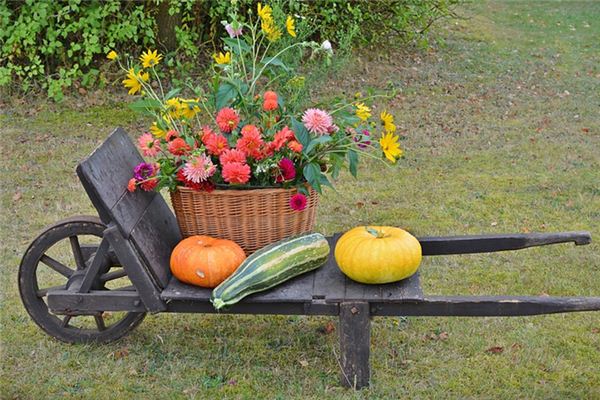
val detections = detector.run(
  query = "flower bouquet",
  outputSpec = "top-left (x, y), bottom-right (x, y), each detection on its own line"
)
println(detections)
top-left (108, 3), bottom-right (403, 253)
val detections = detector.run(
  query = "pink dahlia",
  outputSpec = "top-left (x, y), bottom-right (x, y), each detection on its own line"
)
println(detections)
top-left (236, 127), bottom-right (264, 159)
top-left (138, 133), bottom-right (160, 157)
top-left (216, 107), bottom-right (240, 133)
top-left (290, 193), bottom-right (307, 211)
top-left (272, 126), bottom-right (294, 151)
top-left (219, 148), bottom-right (247, 165)
top-left (183, 154), bottom-right (216, 183)
top-left (168, 137), bottom-right (191, 156)
top-left (222, 162), bottom-right (251, 184)
top-left (205, 134), bottom-right (229, 156)
top-left (302, 108), bottom-right (333, 135)
top-left (287, 140), bottom-right (303, 153)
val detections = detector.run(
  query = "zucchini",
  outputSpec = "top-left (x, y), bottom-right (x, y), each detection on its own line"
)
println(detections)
top-left (211, 233), bottom-right (330, 310)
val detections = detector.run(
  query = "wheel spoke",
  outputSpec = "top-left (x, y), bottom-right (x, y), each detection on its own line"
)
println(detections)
top-left (94, 315), bottom-right (106, 331)
top-left (37, 284), bottom-right (66, 297)
top-left (70, 236), bottom-right (86, 270)
top-left (40, 255), bottom-right (74, 277)
top-left (100, 269), bottom-right (127, 283)
top-left (61, 315), bottom-right (72, 328)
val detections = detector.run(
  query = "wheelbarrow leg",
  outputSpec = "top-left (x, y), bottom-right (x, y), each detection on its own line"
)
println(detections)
top-left (339, 302), bottom-right (371, 389)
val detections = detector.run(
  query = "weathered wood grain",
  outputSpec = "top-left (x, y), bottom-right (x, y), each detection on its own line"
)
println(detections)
top-left (339, 302), bottom-right (371, 389)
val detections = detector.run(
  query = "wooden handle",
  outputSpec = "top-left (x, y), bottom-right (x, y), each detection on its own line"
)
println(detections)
top-left (418, 231), bottom-right (592, 256)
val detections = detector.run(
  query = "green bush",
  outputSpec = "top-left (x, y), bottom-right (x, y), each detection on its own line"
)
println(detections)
top-left (0, 0), bottom-right (462, 100)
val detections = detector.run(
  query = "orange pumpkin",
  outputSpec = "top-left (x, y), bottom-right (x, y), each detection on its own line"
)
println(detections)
top-left (170, 235), bottom-right (246, 288)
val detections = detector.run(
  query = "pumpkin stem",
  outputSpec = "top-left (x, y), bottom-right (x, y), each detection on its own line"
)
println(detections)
top-left (366, 226), bottom-right (388, 239)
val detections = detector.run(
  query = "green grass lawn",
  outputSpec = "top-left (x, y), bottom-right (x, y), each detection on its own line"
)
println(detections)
top-left (2, 1), bottom-right (599, 398)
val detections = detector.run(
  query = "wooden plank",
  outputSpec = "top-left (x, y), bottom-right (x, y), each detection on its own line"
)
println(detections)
top-left (166, 300), bottom-right (339, 316)
top-left (47, 290), bottom-right (146, 313)
top-left (418, 231), bottom-right (592, 256)
top-left (381, 272), bottom-right (423, 301)
top-left (130, 195), bottom-right (181, 288)
top-left (111, 189), bottom-right (156, 238)
top-left (312, 235), bottom-right (346, 302)
top-left (339, 302), bottom-right (371, 389)
top-left (77, 128), bottom-right (144, 223)
top-left (371, 295), bottom-right (600, 317)
top-left (104, 224), bottom-right (166, 312)
top-left (247, 268), bottom-right (316, 303)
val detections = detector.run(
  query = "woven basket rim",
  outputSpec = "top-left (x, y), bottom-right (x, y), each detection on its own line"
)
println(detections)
top-left (174, 186), bottom-right (312, 196)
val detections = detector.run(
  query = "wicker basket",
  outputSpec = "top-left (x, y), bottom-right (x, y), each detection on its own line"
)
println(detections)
top-left (170, 186), bottom-right (318, 254)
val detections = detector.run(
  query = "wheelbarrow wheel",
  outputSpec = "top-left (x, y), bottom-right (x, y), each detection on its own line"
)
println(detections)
top-left (19, 216), bottom-right (146, 344)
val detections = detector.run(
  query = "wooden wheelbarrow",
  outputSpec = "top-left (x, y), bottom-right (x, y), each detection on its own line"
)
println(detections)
top-left (19, 129), bottom-right (596, 389)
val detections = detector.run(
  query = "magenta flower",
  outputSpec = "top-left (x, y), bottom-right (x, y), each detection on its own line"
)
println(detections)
top-left (354, 129), bottom-right (371, 149)
top-left (290, 193), bottom-right (307, 211)
top-left (133, 162), bottom-right (155, 181)
top-left (276, 158), bottom-right (296, 183)
top-left (302, 108), bottom-right (333, 135)
top-left (225, 23), bottom-right (243, 38)
top-left (183, 154), bottom-right (216, 183)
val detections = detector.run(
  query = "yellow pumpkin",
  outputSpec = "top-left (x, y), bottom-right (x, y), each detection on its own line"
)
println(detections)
top-left (334, 226), bottom-right (422, 284)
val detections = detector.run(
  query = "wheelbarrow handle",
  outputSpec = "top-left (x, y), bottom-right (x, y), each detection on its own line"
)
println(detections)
top-left (417, 231), bottom-right (592, 256)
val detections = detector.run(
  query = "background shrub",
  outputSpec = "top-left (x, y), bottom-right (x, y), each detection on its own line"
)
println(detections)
top-left (0, 0), bottom-right (461, 101)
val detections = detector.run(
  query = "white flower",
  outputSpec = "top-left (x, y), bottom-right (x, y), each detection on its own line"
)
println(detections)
top-left (321, 40), bottom-right (333, 54)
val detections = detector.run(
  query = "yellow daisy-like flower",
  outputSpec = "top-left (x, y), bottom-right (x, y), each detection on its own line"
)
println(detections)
top-left (286, 16), bottom-right (296, 37)
top-left (379, 132), bottom-right (403, 163)
top-left (122, 68), bottom-right (148, 95)
top-left (355, 102), bottom-right (372, 121)
top-left (165, 97), bottom-right (184, 118)
top-left (106, 50), bottom-right (118, 60)
top-left (257, 3), bottom-right (273, 20)
top-left (150, 122), bottom-right (167, 138)
top-left (261, 18), bottom-right (281, 42)
top-left (139, 49), bottom-right (163, 68)
top-left (380, 110), bottom-right (396, 133)
top-left (213, 51), bottom-right (231, 65)
top-left (180, 98), bottom-right (201, 119)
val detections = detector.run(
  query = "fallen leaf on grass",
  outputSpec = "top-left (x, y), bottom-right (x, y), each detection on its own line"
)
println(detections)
top-left (511, 343), bottom-right (523, 350)
top-left (486, 346), bottom-right (504, 354)
top-left (108, 347), bottom-right (129, 359)
top-left (582, 128), bottom-right (590, 133)
top-left (591, 328), bottom-right (599, 334)
top-left (318, 321), bottom-right (335, 335)
top-left (355, 201), bottom-right (365, 208)
top-left (299, 360), bottom-right (309, 367)
top-left (12, 192), bottom-right (22, 201)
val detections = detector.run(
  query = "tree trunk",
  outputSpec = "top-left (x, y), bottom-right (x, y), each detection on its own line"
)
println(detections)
top-left (156, 0), bottom-right (181, 52)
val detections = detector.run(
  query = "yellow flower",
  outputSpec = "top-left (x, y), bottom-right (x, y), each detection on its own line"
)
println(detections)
top-left (180, 98), bottom-right (201, 119)
top-left (165, 97), bottom-right (183, 118)
top-left (213, 51), bottom-right (231, 65)
top-left (262, 18), bottom-right (282, 42)
top-left (286, 16), bottom-right (296, 37)
top-left (150, 122), bottom-right (167, 138)
top-left (139, 49), bottom-right (163, 68)
top-left (106, 50), bottom-right (118, 60)
top-left (355, 102), bottom-right (371, 121)
top-left (257, 3), bottom-right (273, 20)
top-left (122, 68), bottom-right (148, 95)
top-left (380, 110), bottom-right (396, 133)
top-left (379, 132), bottom-right (403, 163)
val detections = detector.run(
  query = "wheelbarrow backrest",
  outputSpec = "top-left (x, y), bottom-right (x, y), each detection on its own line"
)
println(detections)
top-left (76, 128), bottom-right (181, 289)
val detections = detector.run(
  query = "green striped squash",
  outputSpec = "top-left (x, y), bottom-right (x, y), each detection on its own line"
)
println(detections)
top-left (210, 233), bottom-right (330, 310)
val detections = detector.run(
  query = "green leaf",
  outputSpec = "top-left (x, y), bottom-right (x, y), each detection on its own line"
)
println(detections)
top-left (302, 162), bottom-right (322, 194)
top-left (223, 37), bottom-right (251, 55)
top-left (215, 82), bottom-right (236, 110)
top-left (348, 148), bottom-right (358, 178)
top-left (291, 117), bottom-right (310, 149)
top-left (262, 56), bottom-right (289, 72)
top-left (128, 99), bottom-right (163, 115)
top-left (305, 135), bottom-right (332, 155)
top-left (165, 87), bottom-right (181, 100)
